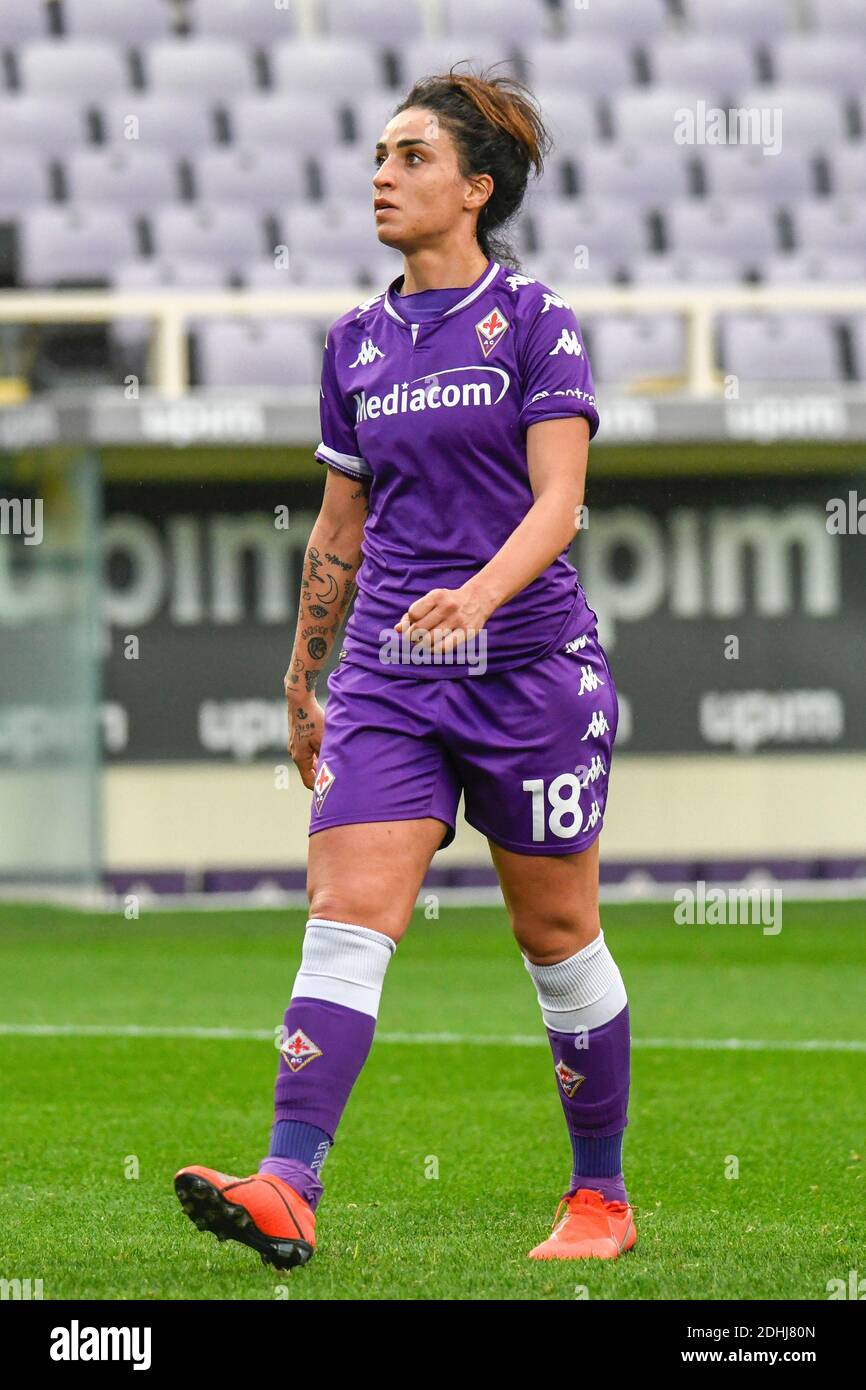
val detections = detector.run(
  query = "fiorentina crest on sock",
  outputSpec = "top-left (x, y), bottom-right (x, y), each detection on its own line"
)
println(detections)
top-left (280, 1028), bottom-right (324, 1072)
top-left (313, 759), bottom-right (335, 813)
top-left (555, 1059), bottom-right (586, 1098)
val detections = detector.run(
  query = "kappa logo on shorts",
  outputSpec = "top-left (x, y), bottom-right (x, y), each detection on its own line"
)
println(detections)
top-left (577, 663), bottom-right (605, 696)
top-left (580, 710), bottom-right (610, 740)
top-left (475, 305), bottom-right (509, 358)
top-left (280, 1028), bottom-right (323, 1072)
top-left (555, 1059), bottom-right (586, 1098)
top-left (564, 634), bottom-right (589, 653)
top-left (313, 758), bottom-right (336, 812)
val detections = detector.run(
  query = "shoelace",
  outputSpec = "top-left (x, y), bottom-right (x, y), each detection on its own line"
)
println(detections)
top-left (550, 1188), bottom-right (630, 1232)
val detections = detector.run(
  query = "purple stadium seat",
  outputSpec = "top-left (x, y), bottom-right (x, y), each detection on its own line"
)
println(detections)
top-left (720, 314), bottom-right (841, 383)
top-left (19, 207), bottom-right (137, 285)
top-left (680, 0), bottom-right (790, 42)
top-left (243, 253), bottom-right (379, 289)
top-left (283, 202), bottom-right (381, 260)
top-left (525, 251), bottom-right (620, 286)
top-left (0, 152), bottom-right (51, 215)
top-left (520, 155), bottom-right (578, 203)
top-left (0, 97), bottom-right (88, 156)
top-left (529, 90), bottom-right (601, 147)
top-left (561, 0), bottom-right (670, 42)
top-left (110, 257), bottom-right (229, 349)
top-left (194, 320), bottom-right (321, 389)
top-left (665, 199), bottom-right (780, 259)
top-left (320, 0), bottom-right (423, 43)
top-left (142, 38), bottom-right (256, 96)
top-left (647, 37), bottom-right (758, 94)
top-left (17, 39), bottom-right (130, 94)
top-left (533, 198), bottom-right (651, 261)
top-left (736, 86), bottom-right (849, 147)
top-left (590, 316), bottom-right (687, 386)
top-left (773, 37), bottom-right (866, 96)
top-left (401, 39), bottom-right (520, 87)
top-left (701, 145), bottom-right (817, 199)
top-left (629, 254), bottom-right (749, 284)
top-left (186, 0), bottom-right (299, 42)
top-left (523, 40), bottom-right (635, 95)
top-left (271, 40), bottom-right (385, 94)
top-left (0, 0), bottom-right (51, 42)
top-left (229, 95), bottom-right (345, 156)
top-left (610, 88), bottom-right (723, 143)
top-left (826, 146), bottom-right (866, 196)
top-left (64, 148), bottom-right (181, 213)
top-left (576, 145), bottom-right (694, 205)
top-left (808, 0), bottom-right (866, 36)
top-left (193, 148), bottom-right (309, 211)
top-left (314, 148), bottom-right (381, 206)
top-left (99, 95), bottom-right (220, 153)
top-left (62, 0), bottom-right (176, 41)
top-left (441, 0), bottom-right (555, 43)
top-left (792, 199), bottom-right (866, 257)
top-left (151, 205), bottom-right (267, 274)
top-left (761, 253), bottom-right (865, 283)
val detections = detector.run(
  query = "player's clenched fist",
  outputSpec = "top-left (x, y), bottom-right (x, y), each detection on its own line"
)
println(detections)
top-left (394, 579), bottom-right (496, 655)
top-left (285, 689), bottom-right (325, 790)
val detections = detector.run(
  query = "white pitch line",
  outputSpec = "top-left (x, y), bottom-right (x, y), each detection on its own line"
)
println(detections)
top-left (0, 1023), bottom-right (863, 1052)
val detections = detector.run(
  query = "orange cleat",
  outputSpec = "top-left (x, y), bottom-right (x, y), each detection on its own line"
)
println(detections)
top-left (174, 1164), bottom-right (316, 1270)
top-left (528, 1187), bottom-right (637, 1260)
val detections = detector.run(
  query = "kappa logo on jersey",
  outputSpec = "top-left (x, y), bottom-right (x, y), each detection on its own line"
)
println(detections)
top-left (313, 758), bottom-right (336, 812)
top-left (580, 710), bottom-right (610, 740)
top-left (350, 338), bottom-right (385, 368)
top-left (550, 328), bottom-right (583, 358)
top-left (504, 272), bottom-right (537, 292)
top-left (280, 1028), bottom-right (323, 1072)
top-left (355, 292), bottom-right (383, 317)
top-left (540, 292), bottom-right (572, 314)
top-left (475, 305), bottom-right (510, 358)
top-left (555, 1059), bottom-right (586, 1098)
top-left (577, 663), bottom-right (606, 696)
top-left (564, 634), bottom-right (589, 653)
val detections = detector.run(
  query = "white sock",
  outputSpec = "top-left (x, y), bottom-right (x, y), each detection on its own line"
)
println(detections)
top-left (291, 917), bottom-right (396, 1020)
top-left (522, 927), bottom-right (627, 1032)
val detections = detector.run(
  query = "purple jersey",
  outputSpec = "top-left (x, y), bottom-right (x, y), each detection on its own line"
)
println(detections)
top-left (314, 257), bottom-right (600, 677)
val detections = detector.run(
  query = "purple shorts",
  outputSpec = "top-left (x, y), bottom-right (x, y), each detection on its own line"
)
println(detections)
top-left (308, 626), bottom-right (619, 856)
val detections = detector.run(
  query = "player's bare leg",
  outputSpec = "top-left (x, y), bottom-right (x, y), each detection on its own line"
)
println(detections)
top-left (489, 836), bottom-right (635, 1259)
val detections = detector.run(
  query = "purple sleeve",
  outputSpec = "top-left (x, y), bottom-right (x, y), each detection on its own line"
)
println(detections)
top-left (517, 297), bottom-right (600, 441)
top-left (314, 331), bottom-right (373, 479)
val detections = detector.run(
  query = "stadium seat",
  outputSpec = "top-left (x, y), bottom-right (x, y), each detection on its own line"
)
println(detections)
top-left (560, 0), bottom-right (670, 42)
top-left (646, 37), bottom-right (758, 94)
top-left (532, 198), bottom-right (651, 262)
top-left (151, 205), bottom-right (267, 275)
top-left (230, 95), bottom-right (346, 156)
top-left (736, 87), bottom-right (850, 147)
top-left (282, 202), bottom-right (386, 261)
top-left (19, 206), bottom-right (137, 285)
top-left (193, 148), bottom-right (309, 213)
top-left (0, 96), bottom-right (88, 156)
top-left (320, 0), bottom-right (424, 44)
top-left (826, 146), bottom-right (866, 196)
top-left (243, 253), bottom-right (391, 289)
top-left (62, 0), bottom-right (177, 41)
top-left (186, 0), bottom-right (299, 42)
top-left (848, 317), bottom-right (866, 381)
top-left (761, 253), bottom-right (866, 284)
top-left (109, 257), bottom-right (230, 350)
top-left (701, 145), bottom-right (817, 199)
top-left (520, 155), bottom-right (577, 204)
top-left (526, 251), bottom-right (621, 287)
top-left (792, 200), bottom-right (866, 257)
top-left (17, 39), bottom-right (131, 94)
top-left (664, 199), bottom-right (781, 260)
top-left (610, 88), bottom-right (726, 143)
top-left (629, 254), bottom-right (750, 285)
top-left (772, 37), bottom-right (866, 96)
top-left (142, 38), bottom-right (257, 96)
top-left (314, 148), bottom-right (383, 205)
top-left (522, 40), bottom-right (636, 96)
top-left (64, 148), bottom-right (181, 213)
top-left (575, 146), bottom-right (694, 205)
top-left (807, 0), bottom-right (865, 35)
top-left (589, 315), bottom-right (687, 387)
top-left (271, 40), bottom-right (386, 94)
top-left (440, 0), bottom-right (556, 43)
top-left (0, 152), bottom-right (52, 215)
top-left (680, 0), bottom-right (790, 42)
top-left (720, 314), bottom-right (842, 383)
top-left (0, 0), bottom-right (52, 42)
top-left (99, 95), bottom-right (221, 153)
top-left (194, 320), bottom-right (321, 388)
top-left (400, 39), bottom-right (521, 88)
top-left (528, 90), bottom-right (601, 147)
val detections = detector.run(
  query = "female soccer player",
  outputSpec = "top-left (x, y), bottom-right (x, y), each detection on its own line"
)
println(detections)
top-left (176, 68), bottom-right (634, 1270)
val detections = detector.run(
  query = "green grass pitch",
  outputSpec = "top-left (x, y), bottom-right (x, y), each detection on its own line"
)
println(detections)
top-left (1, 899), bottom-right (864, 1301)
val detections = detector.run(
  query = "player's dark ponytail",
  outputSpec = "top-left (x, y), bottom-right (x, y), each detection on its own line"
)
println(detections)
top-left (391, 63), bottom-right (552, 270)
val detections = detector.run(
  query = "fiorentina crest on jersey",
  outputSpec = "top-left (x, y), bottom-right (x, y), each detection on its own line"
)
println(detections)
top-left (313, 758), bottom-right (335, 813)
top-left (475, 305), bottom-right (509, 357)
top-left (280, 1028), bottom-right (323, 1072)
top-left (555, 1059), bottom-right (586, 1098)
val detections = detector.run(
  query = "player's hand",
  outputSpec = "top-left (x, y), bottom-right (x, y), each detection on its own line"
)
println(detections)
top-left (286, 694), bottom-right (325, 790)
top-left (394, 579), bottom-right (496, 656)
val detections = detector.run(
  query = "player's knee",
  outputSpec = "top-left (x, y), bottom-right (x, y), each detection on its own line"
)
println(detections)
top-left (306, 889), bottom-right (406, 944)
top-left (510, 906), bottom-right (600, 962)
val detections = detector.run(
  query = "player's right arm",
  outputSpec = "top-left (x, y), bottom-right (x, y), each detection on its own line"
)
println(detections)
top-left (284, 464), bottom-right (369, 789)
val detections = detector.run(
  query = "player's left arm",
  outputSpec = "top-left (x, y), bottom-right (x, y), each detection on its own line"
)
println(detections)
top-left (394, 416), bottom-right (589, 646)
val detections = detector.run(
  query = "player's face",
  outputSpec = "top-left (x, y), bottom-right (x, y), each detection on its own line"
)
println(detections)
top-left (372, 107), bottom-right (478, 251)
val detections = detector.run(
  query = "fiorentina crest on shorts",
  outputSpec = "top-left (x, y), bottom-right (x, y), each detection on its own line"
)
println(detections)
top-left (475, 305), bottom-right (509, 357)
top-left (555, 1059), bottom-right (586, 1098)
top-left (280, 1028), bottom-right (323, 1072)
top-left (313, 758), bottom-right (335, 813)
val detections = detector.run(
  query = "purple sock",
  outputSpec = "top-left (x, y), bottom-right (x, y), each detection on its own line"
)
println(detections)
top-left (547, 1003), bottom-right (631, 1205)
